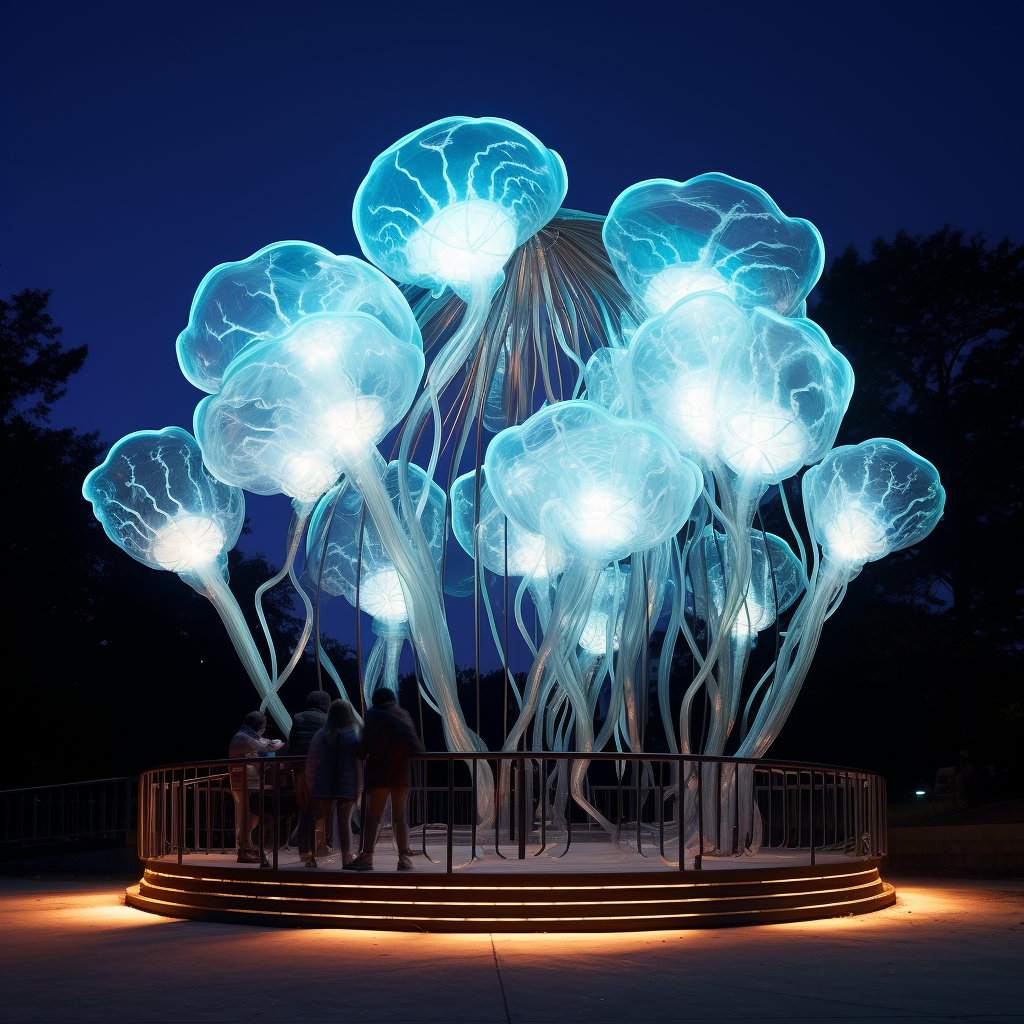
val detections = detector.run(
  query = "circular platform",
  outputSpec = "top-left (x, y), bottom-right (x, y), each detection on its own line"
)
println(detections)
top-left (126, 857), bottom-right (894, 932)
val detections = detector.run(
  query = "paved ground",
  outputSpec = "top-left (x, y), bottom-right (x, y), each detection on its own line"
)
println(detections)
top-left (0, 876), bottom-right (1020, 1023)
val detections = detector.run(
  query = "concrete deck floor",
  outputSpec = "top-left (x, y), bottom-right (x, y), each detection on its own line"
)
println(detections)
top-left (0, 876), bottom-right (1020, 1023)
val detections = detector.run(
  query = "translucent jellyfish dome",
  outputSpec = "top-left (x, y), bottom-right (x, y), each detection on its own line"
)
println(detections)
top-left (713, 305), bottom-right (854, 485)
top-left (702, 527), bottom-right (805, 636)
top-left (578, 563), bottom-right (630, 655)
top-left (306, 460), bottom-right (446, 629)
top-left (804, 439), bottom-right (946, 574)
top-left (583, 347), bottom-right (632, 419)
top-left (82, 426), bottom-right (244, 586)
top-left (484, 401), bottom-right (703, 564)
top-left (353, 116), bottom-right (567, 300)
top-left (603, 173), bottom-right (823, 317)
top-left (176, 242), bottom-right (421, 394)
top-left (627, 291), bottom-right (750, 463)
top-left (194, 312), bottom-right (424, 504)
top-left (450, 468), bottom-right (566, 580)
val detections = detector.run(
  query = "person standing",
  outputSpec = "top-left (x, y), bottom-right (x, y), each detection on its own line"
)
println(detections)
top-left (228, 711), bottom-right (283, 864)
top-left (289, 691), bottom-right (330, 860)
top-left (348, 689), bottom-right (424, 871)
top-left (306, 700), bottom-right (362, 866)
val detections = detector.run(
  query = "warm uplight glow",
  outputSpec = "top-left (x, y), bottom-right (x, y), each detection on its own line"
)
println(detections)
top-left (823, 505), bottom-right (888, 565)
top-left (359, 568), bottom-right (408, 625)
top-left (150, 515), bottom-right (225, 571)
top-left (405, 200), bottom-right (517, 291)
top-left (644, 264), bottom-right (729, 313)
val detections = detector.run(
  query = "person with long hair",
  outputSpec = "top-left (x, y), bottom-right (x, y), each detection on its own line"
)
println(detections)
top-left (305, 700), bottom-right (362, 866)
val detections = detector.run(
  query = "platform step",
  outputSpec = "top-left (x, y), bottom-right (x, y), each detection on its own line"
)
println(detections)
top-left (126, 859), bottom-right (895, 932)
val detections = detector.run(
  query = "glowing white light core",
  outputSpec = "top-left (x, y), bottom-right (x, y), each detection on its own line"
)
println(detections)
top-left (507, 532), bottom-right (553, 578)
top-left (720, 408), bottom-right (809, 480)
top-left (564, 490), bottom-right (639, 558)
top-left (359, 568), bottom-right (408, 625)
top-left (405, 200), bottom-right (517, 290)
top-left (279, 453), bottom-right (338, 503)
top-left (672, 383), bottom-right (716, 453)
top-left (151, 515), bottom-right (225, 572)
top-left (314, 397), bottom-right (386, 458)
top-left (823, 505), bottom-right (887, 565)
top-left (644, 264), bottom-right (730, 314)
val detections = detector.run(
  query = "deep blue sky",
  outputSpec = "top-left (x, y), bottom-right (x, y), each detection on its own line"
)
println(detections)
top-left (3, 2), bottom-right (1022, 664)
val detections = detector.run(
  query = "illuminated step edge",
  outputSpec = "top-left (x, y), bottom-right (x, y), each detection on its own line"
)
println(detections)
top-left (125, 859), bottom-right (894, 932)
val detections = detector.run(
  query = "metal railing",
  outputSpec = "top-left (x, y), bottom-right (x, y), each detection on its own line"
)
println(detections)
top-left (1, 777), bottom-right (138, 851)
top-left (138, 752), bottom-right (885, 873)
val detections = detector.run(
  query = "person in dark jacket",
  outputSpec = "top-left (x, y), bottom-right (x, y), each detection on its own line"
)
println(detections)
top-left (289, 691), bottom-right (330, 860)
top-left (347, 689), bottom-right (424, 871)
top-left (305, 700), bottom-right (362, 866)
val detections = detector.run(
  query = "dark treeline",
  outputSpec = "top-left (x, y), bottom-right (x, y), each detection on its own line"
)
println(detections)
top-left (3, 227), bottom-right (1021, 797)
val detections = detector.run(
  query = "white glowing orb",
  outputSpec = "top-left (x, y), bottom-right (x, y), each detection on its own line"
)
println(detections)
top-left (151, 515), bottom-right (225, 572)
top-left (279, 452), bottom-right (338, 503)
top-left (823, 506), bottom-right (887, 565)
top-left (579, 610), bottom-right (619, 656)
top-left (719, 408), bottom-right (809, 481)
top-left (672, 383), bottom-right (716, 453)
top-left (644, 264), bottom-right (730, 314)
top-left (507, 532), bottom-right (554, 578)
top-left (359, 568), bottom-right (408, 625)
top-left (564, 490), bottom-right (639, 559)
top-left (405, 200), bottom-right (517, 290)
top-left (314, 397), bottom-right (386, 459)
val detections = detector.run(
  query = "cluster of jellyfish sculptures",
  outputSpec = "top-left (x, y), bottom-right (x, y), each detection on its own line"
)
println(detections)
top-left (84, 114), bottom-right (945, 841)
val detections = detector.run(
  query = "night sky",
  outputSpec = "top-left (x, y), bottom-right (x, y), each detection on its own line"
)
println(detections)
top-left (3, 2), bottom-right (1022, 666)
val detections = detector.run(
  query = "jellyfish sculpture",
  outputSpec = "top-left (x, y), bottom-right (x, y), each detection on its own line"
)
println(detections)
top-left (486, 400), bottom-right (702, 825)
top-left (194, 309), bottom-right (426, 700)
top-left (739, 439), bottom-right (945, 759)
top-left (176, 241), bottom-right (421, 395)
top-left (627, 290), bottom-right (853, 752)
top-left (697, 527), bottom-right (805, 755)
top-left (307, 460), bottom-right (446, 710)
top-left (603, 173), bottom-right (823, 318)
top-left (353, 116), bottom-right (568, 545)
top-left (82, 427), bottom-right (290, 733)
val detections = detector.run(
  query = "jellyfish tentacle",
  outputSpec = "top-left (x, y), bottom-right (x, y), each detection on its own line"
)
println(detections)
top-left (362, 634), bottom-right (387, 706)
top-left (195, 560), bottom-right (291, 735)
top-left (315, 635), bottom-right (362, 723)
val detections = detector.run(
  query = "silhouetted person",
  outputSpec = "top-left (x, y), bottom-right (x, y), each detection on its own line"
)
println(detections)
top-left (228, 711), bottom-right (283, 863)
top-left (348, 689), bottom-right (424, 871)
top-left (290, 691), bottom-right (330, 860)
top-left (306, 700), bottom-right (362, 866)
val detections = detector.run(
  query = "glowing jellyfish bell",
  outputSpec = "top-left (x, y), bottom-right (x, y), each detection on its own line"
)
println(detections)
top-left (703, 527), bottom-right (805, 640)
top-left (604, 173), bottom-right (823, 317)
top-left (804, 439), bottom-right (946, 578)
top-left (308, 461), bottom-right (446, 703)
top-left (176, 242), bottom-right (420, 395)
top-left (485, 401), bottom-right (703, 567)
top-left (713, 305), bottom-right (854, 489)
top-left (353, 116), bottom-right (567, 302)
top-left (194, 312), bottom-right (424, 506)
top-left (450, 469), bottom-right (565, 582)
top-left (308, 460), bottom-right (447, 629)
top-left (627, 291), bottom-right (750, 464)
top-left (486, 401), bottom-right (701, 760)
top-left (82, 427), bottom-right (290, 731)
